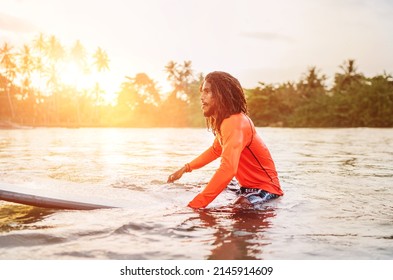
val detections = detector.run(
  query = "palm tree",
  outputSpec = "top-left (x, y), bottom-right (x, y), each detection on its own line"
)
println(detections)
top-left (92, 47), bottom-right (109, 111)
top-left (47, 35), bottom-right (65, 63)
top-left (32, 33), bottom-right (47, 107)
top-left (0, 42), bottom-right (17, 118)
top-left (93, 47), bottom-right (109, 72)
top-left (165, 60), bottom-right (194, 100)
top-left (19, 44), bottom-right (37, 123)
top-left (69, 40), bottom-right (88, 124)
top-left (165, 60), bottom-right (177, 81)
top-left (91, 82), bottom-right (105, 123)
top-left (45, 64), bottom-right (60, 122)
top-left (297, 66), bottom-right (326, 98)
top-left (19, 44), bottom-right (35, 95)
top-left (163, 60), bottom-right (196, 126)
top-left (45, 35), bottom-right (66, 123)
top-left (70, 40), bottom-right (87, 70)
top-left (334, 59), bottom-right (364, 91)
top-left (33, 33), bottom-right (47, 54)
top-left (32, 33), bottom-right (48, 80)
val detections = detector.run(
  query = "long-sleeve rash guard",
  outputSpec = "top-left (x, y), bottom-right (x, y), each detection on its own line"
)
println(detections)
top-left (187, 113), bottom-right (283, 208)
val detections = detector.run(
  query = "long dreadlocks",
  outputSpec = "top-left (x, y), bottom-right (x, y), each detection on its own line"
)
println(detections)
top-left (201, 71), bottom-right (248, 135)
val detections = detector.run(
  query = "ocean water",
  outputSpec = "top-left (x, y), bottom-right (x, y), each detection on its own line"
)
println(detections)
top-left (0, 127), bottom-right (392, 260)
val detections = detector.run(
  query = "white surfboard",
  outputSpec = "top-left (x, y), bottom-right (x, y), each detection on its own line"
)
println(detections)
top-left (0, 183), bottom-right (119, 210)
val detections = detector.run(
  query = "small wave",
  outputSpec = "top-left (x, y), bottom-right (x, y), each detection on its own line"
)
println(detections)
top-left (110, 180), bottom-right (145, 191)
top-left (305, 233), bottom-right (358, 237)
top-left (112, 222), bottom-right (157, 235)
top-left (381, 235), bottom-right (393, 239)
top-left (0, 233), bottom-right (66, 248)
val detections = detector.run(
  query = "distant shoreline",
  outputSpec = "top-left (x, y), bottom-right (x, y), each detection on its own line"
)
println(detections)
top-left (1, 120), bottom-right (392, 129)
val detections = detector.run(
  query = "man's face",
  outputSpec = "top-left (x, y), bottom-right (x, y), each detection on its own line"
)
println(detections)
top-left (200, 81), bottom-right (216, 117)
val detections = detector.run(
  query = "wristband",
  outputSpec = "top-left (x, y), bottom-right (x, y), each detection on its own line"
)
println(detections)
top-left (184, 163), bottom-right (191, 172)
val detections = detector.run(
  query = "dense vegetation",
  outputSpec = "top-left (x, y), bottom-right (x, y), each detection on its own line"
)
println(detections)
top-left (1, 33), bottom-right (392, 128)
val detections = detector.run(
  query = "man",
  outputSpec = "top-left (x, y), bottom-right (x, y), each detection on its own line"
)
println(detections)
top-left (167, 71), bottom-right (283, 208)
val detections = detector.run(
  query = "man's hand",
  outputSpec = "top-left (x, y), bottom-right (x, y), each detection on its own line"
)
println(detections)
top-left (167, 164), bottom-right (190, 183)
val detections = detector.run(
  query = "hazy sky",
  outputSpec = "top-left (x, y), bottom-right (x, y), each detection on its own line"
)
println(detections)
top-left (1, 0), bottom-right (393, 91)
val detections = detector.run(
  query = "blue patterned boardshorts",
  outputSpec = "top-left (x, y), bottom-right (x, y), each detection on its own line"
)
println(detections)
top-left (228, 179), bottom-right (279, 206)
top-left (237, 187), bottom-right (279, 205)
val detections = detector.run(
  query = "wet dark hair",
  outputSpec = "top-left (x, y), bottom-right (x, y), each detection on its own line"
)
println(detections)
top-left (201, 71), bottom-right (248, 134)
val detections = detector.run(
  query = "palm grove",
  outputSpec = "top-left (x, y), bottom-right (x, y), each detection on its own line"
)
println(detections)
top-left (1, 33), bottom-right (392, 128)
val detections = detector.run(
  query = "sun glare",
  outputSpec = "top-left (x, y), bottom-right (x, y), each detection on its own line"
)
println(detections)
top-left (98, 78), bottom-right (120, 106)
top-left (25, 60), bottom-right (120, 106)
top-left (60, 62), bottom-right (94, 90)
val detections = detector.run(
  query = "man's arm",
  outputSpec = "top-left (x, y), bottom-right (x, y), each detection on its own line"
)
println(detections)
top-left (167, 138), bottom-right (221, 183)
top-left (188, 118), bottom-right (245, 208)
top-left (188, 138), bottom-right (221, 170)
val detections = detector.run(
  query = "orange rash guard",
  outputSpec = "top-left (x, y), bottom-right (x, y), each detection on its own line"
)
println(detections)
top-left (187, 113), bottom-right (283, 208)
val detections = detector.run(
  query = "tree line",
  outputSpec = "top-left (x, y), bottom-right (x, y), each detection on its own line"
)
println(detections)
top-left (1, 33), bottom-right (392, 128)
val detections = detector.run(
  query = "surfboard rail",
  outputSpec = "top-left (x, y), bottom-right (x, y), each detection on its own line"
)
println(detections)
top-left (0, 186), bottom-right (116, 210)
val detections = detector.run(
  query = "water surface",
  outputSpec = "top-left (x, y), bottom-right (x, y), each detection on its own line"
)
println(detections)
top-left (0, 127), bottom-right (392, 259)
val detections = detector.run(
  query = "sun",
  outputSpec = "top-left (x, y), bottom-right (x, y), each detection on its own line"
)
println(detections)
top-left (59, 61), bottom-right (95, 90)
top-left (55, 60), bottom-right (119, 105)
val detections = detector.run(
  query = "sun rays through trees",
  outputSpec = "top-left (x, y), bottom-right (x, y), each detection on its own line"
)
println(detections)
top-left (1, 34), bottom-right (392, 128)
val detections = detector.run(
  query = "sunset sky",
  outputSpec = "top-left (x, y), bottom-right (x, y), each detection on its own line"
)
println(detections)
top-left (1, 0), bottom-right (393, 93)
